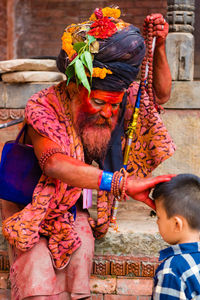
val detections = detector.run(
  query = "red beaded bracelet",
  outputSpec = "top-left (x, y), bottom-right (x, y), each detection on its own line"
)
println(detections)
top-left (39, 148), bottom-right (66, 172)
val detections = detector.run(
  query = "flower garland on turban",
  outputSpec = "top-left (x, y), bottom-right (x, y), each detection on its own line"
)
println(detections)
top-left (57, 7), bottom-right (146, 92)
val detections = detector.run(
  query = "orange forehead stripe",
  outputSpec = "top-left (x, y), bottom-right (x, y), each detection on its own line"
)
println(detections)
top-left (90, 90), bottom-right (124, 104)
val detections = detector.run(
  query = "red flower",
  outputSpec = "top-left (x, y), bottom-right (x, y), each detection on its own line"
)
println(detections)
top-left (88, 17), bottom-right (117, 39)
top-left (94, 8), bottom-right (103, 19)
top-left (69, 52), bottom-right (78, 62)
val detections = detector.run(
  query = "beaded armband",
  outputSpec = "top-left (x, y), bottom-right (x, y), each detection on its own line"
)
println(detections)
top-left (39, 148), bottom-right (65, 172)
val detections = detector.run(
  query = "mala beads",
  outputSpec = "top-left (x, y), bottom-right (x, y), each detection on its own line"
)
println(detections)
top-left (111, 168), bottom-right (128, 202)
top-left (110, 168), bottom-right (128, 231)
top-left (39, 148), bottom-right (66, 172)
top-left (140, 17), bottom-right (156, 127)
top-left (110, 17), bottom-right (157, 231)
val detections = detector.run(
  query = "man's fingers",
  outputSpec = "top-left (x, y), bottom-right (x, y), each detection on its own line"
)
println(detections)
top-left (143, 174), bottom-right (176, 190)
top-left (145, 13), bottom-right (165, 24)
top-left (153, 17), bottom-right (167, 25)
top-left (154, 25), bottom-right (165, 31)
top-left (144, 197), bottom-right (156, 210)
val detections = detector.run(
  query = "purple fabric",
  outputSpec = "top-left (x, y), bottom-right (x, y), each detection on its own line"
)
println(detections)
top-left (0, 125), bottom-right (42, 204)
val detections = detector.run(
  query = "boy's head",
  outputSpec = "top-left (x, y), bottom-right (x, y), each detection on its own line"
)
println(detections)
top-left (152, 174), bottom-right (200, 245)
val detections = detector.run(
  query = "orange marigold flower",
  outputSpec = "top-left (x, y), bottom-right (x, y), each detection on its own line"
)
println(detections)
top-left (92, 67), bottom-right (112, 79)
top-left (90, 7), bottom-right (121, 21)
top-left (62, 32), bottom-right (73, 43)
top-left (61, 32), bottom-right (76, 59)
top-left (90, 13), bottom-right (97, 21)
top-left (102, 7), bottom-right (121, 19)
top-left (67, 24), bottom-right (78, 33)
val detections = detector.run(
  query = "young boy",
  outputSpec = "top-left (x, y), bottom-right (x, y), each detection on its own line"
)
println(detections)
top-left (152, 173), bottom-right (200, 299)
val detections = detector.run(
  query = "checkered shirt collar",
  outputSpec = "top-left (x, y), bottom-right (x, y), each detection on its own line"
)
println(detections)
top-left (159, 242), bottom-right (200, 262)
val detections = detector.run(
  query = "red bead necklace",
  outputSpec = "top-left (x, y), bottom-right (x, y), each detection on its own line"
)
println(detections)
top-left (140, 17), bottom-right (155, 127)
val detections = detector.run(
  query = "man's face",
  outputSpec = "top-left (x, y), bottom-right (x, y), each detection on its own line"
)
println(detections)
top-left (79, 88), bottom-right (124, 120)
top-left (71, 87), bottom-right (124, 162)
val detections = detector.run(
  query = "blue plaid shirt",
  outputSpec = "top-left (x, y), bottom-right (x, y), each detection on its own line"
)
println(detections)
top-left (152, 242), bottom-right (200, 299)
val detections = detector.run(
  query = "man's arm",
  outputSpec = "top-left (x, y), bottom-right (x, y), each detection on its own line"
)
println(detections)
top-left (28, 125), bottom-right (174, 208)
top-left (28, 125), bottom-right (101, 190)
top-left (146, 14), bottom-right (172, 104)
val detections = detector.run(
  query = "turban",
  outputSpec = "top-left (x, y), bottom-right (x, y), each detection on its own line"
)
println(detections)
top-left (92, 25), bottom-right (145, 91)
top-left (56, 10), bottom-right (145, 92)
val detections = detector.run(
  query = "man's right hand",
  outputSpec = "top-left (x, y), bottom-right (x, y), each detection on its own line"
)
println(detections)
top-left (126, 174), bottom-right (176, 210)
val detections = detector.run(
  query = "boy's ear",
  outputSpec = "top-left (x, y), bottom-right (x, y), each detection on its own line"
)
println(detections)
top-left (173, 216), bottom-right (183, 232)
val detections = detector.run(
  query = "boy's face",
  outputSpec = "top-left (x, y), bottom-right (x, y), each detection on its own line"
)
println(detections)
top-left (155, 198), bottom-right (179, 245)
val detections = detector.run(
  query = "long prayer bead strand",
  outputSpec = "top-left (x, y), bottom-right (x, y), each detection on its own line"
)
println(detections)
top-left (140, 17), bottom-right (156, 127)
top-left (110, 17), bottom-right (156, 232)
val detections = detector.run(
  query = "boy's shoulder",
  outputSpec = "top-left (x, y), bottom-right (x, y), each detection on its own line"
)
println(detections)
top-left (156, 242), bottom-right (200, 278)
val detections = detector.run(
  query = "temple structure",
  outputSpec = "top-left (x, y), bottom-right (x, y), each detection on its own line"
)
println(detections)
top-left (0, 0), bottom-right (199, 298)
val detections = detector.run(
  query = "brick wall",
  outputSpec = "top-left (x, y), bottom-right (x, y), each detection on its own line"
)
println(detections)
top-left (10, 0), bottom-right (167, 59)
top-left (0, 0), bottom-right (7, 61)
top-left (0, 251), bottom-right (158, 299)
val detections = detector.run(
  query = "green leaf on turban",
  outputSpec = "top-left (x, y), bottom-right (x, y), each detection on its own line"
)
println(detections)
top-left (75, 59), bottom-right (91, 94)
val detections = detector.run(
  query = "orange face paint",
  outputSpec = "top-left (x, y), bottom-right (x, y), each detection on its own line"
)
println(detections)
top-left (79, 87), bottom-right (124, 117)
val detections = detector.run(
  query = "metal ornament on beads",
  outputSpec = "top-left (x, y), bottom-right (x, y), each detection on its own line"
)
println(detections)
top-left (110, 17), bottom-right (156, 231)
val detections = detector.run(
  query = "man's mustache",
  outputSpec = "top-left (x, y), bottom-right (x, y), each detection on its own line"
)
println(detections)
top-left (77, 110), bottom-right (115, 130)
top-left (95, 117), bottom-right (112, 127)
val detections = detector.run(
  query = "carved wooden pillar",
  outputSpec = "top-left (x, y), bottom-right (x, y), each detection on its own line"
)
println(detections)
top-left (166, 0), bottom-right (195, 80)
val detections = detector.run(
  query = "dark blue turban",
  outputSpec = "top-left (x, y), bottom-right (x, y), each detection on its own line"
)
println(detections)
top-left (92, 25), bottom-right (145, 91)
top-left (57, 25), bottom-right (145, 92)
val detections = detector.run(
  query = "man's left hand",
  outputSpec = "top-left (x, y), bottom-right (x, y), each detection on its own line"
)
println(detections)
top-left (145, 13), bottom-right (169, 46)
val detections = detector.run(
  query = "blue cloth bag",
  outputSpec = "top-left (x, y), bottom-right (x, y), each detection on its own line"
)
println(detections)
top-left (0, 125), bottom-right (42, 205)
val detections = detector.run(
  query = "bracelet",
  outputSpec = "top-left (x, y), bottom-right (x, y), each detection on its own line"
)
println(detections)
top-left (111, 171), bottom-right (122, 198)
top-left (111, 168), bottom-right (128, 201)
top-left (119, 168), bottom-right (128, 202)
top-left (99, 171), bottom-right (113, 191)
top-left (39, 148), bottom-right (65, 172)
top-left (98, 168), bottom-right (128, 201)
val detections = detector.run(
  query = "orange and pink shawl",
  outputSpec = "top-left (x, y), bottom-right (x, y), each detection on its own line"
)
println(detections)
top-left (2, 81), bottom-right (175, 269)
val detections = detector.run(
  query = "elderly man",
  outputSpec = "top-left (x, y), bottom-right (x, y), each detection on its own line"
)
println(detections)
top-left (1, 8), bottom-right (175, 300)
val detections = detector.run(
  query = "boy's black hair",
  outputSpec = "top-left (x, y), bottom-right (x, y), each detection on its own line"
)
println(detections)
top-left (152, 174), bottom-right (200, 230)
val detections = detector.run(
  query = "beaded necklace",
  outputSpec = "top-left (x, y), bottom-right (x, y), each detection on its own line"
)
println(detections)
top-left (140, 17), bottom-right (156, 126)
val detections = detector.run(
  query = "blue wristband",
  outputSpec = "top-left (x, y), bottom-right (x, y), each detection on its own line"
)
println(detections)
top-left (99, 171), bottom-right (113, 191)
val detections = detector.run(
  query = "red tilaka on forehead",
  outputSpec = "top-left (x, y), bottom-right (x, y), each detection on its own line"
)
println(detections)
top-left (90, 90), bottom-right (124, 104)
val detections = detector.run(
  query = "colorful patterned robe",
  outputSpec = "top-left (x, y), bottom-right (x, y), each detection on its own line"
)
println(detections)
top-left (2, 81), bottom-right (175, 269)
